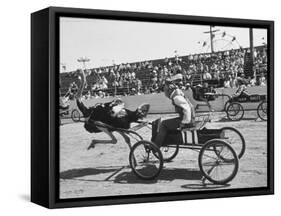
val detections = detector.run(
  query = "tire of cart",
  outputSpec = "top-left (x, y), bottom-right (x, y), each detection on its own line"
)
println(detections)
top-left (257, 100), bottom-right (267, 121)
top-left (154, 144), bottom-right (179, 162)
top-left (198, 139), bottom-right (239, 185)
top-left (220, 127), bottom-right (246, 159)
top-left (224, 100), bottom-right (231, 112)
top-left (71, 109), bottom-right (81, 122)
top-left (226, 102), bottom-right (244, 121)
top-left (129, 140), bottom-right (163, 180)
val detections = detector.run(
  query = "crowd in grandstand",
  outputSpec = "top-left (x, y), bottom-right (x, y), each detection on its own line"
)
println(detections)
top-left (60, 46), bottom-right (267, 100)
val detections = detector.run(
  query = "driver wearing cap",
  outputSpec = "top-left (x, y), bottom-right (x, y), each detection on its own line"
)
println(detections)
top-left (153, 74), bottom-right (195, 148)
top-left (165, 74), bottom-right (195, 127)
top-left (232, 77), bottom-right (249, 99)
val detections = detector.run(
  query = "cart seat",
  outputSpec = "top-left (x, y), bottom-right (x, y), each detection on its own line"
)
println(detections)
top-left (179, 121), bottom-right (206, 132)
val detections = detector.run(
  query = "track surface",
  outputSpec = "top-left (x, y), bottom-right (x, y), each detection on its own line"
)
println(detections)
top-left (60, 111), bottom-right (267, 199)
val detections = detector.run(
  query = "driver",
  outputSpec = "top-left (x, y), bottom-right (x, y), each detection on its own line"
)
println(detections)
top-left (153, 74), bottom-right (195, 148)
top-left (232, 77), bottom-right (249, 99)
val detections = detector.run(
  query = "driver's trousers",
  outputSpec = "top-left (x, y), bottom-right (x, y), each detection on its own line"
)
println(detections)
top-left (153, 117), bottom-right (181, 147)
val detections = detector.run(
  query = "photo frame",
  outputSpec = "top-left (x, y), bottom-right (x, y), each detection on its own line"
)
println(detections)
top-left (31, 6), bottom-right (274, 208)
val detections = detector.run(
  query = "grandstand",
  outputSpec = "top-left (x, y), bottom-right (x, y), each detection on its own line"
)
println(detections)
top-left (60, 45), bottom-right (267, 97)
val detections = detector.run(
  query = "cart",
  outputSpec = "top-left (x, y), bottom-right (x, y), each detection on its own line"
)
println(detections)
top-left (60, 108), bottom-right (81, 124)
top-left (128, 115), bottom-right (245, 184)
top-left (204, 92), bottom-right (267, 121)
top-left (224, 94), bottom-right (267, 121)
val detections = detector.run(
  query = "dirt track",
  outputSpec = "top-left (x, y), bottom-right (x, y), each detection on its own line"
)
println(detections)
top-left (60, 111), bottom-right (267, 199)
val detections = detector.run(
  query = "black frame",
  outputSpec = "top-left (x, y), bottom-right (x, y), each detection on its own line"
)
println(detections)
top-left (31, 6), bottom-right (274, 208)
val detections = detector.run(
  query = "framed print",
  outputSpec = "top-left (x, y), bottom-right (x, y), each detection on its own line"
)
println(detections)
top-left (31, 7), bottom-right (274, 208)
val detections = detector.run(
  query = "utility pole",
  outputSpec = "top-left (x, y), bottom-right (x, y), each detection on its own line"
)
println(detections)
top-left (249, 28), bottom-right (255, 78)
top-left (77, 57), bottom-right (90, 69)
top-left (204, 26), bottom-right (220, 53)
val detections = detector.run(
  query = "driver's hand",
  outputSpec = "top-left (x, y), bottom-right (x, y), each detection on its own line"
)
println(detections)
top-left (179, 122), bottom-right (188, 129)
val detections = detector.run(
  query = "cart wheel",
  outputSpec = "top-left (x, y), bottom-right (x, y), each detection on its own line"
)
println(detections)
top-left (226, 102), bottom-right (244, 121)
top-left (257, 101), bottom-right (267, 121)
top-left (199, 139), bottom-right (239, 185)
top-left (219, 127), bottom-right (246, 159)
top-left (155, 144), bottom-right (179, 162)
top-left (129, 140), bottom-right (163, 180)
top-left (224, 100), bottom-right (231, 112)
top-left (71, 109), bottom-right (81, 122)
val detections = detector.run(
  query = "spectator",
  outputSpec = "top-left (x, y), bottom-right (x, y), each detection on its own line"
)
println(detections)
top-left (259, 74), bottom-right (266, 86)
top-left (60, 45), bottom-right (267, 96)
top-left (224, 77), bottom-right (231, 88)
top-left (203, 71), bottom-right (212, 80)
top-left (249, 77), bottom-right (257, 86)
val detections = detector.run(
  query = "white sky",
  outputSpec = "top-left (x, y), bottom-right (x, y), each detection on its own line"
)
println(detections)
top-left (60, 17), bottom-right (267, 72)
